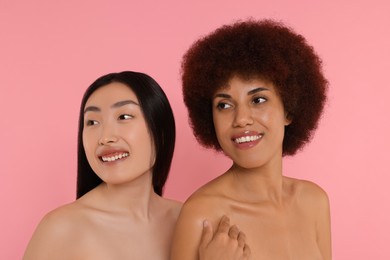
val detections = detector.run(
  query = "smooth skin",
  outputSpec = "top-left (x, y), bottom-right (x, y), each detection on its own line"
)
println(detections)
top-left (23, 82), bottom-right (249, 260)
top-left (199, 216), bottom-right (251, 260)
top-left (23, 83), bottom-right (181, 259)
top-left (171, 76), bottom-right (332, 260)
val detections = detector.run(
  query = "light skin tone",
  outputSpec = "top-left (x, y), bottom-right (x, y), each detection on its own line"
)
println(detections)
top-left (171, 76), bottom-right (332, 260)
top-left (23, 82), bottom-right (248, 260)
top-left (23, 83), bottom-right (181, 259)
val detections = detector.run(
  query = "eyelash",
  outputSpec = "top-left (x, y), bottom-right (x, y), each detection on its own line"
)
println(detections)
top-left (216, 102), bottom-right (232, 110)
top-left (119, 114), bottom-right (133, 120)
top-left (253, 96), bottom-right (267, 104)
top-left (85, 114), bottom-right (133, 126)
top-left (86, 120), bottom-right (98, 126)
top-left (216, 97), bottom-right (267, 110)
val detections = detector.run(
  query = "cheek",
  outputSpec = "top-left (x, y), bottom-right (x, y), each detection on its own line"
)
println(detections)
top-left (137, 130), bottom-right (155, 167)
top-left (212, 114), bottom-right (226, 144)
top-left (82, 131), bottom-right (89, 152)
top-left (258, 106), bottom-right (285, 124)
top-left (212, 111), bottom-right (229, 132)
top-left (263, 112), bottom-right (288, 139)
top-left (125, 124), bottom-right (153, 152)
top-left (82, 130), bottom-right (96, 158)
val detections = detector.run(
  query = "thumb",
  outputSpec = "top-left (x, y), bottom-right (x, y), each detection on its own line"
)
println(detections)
top-left (199, 219), bottom-right (213, 250)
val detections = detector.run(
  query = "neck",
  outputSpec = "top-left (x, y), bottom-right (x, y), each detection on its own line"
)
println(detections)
top-left (228, 156), bottom-right (285, 204)
top-left (95, 171), bottom-right (160, 220)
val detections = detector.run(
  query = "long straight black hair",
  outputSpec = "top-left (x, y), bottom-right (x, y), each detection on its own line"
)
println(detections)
top-left (76, 71), bottom-right (176, 198)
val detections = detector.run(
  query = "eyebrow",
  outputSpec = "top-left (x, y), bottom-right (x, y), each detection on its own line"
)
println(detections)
top-left (84, 100), bottom-right (139, 114)
top-left (214, 87), bottom-right (269, 99)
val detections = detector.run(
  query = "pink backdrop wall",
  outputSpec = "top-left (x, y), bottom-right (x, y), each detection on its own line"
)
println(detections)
top-left (1, 0), bottom-right (389, 259)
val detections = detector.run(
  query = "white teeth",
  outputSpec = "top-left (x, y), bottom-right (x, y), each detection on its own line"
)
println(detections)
top-left (234, 135), bottom-right (261, 144)
top-left (101, 152), bottom-right (129, 162)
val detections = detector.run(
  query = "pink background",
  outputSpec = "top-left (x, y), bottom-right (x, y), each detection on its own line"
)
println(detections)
top-left (1, 0), bottom-right (389, 259)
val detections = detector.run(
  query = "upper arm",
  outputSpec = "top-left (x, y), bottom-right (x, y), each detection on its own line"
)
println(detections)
top-left (309, 184), bottom-right (332, 260)
top-left (170, 198), bottom-right (208, 260)
top-left (305, 183), bottom-right (332, 260)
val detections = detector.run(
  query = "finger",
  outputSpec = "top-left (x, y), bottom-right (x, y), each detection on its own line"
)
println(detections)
top-left (199, 219), bottom-right (213, 250)
top-left (243, 243), bottom-right (251, 258)
top-left (237, 231), bottom-right (246, 247)
top-left (228, 225), bottom-right (240, 239)
top-left (216, 215), bottom-right (230, 234)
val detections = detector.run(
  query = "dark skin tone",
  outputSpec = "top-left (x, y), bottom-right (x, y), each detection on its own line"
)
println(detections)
top-left (171, 76), bottom-right (331, 260)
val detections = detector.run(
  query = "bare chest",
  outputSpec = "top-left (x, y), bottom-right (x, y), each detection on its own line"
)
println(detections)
top-left (65, 216), bottom-right (174, 260)
top-left (223, 203), bottom-right (323, 260)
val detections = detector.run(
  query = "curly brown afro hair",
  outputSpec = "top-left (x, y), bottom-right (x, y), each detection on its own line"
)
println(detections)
top-left (181, 19), bottom-right (328, 156)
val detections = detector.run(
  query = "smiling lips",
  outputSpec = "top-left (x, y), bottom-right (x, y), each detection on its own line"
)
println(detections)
top-left (232, 131), bottom-right (263, 149)
top-left (100, 152), bottom-right (129, 162)
top-left (234, 135), bottom-right (262, 144)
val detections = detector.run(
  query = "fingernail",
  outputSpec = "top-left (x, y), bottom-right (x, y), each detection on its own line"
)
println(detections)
top-left (203, 219), bottom-right (209, 227)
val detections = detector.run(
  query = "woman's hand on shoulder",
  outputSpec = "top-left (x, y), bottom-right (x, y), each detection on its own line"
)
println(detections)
top-left (199, 215), bottom-right (251, 260)
top-left (171, 194), bottom-right (251, 260)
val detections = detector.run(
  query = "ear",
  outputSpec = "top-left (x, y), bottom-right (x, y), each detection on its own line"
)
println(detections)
top-left (284, 112), bottom-right (292, 126)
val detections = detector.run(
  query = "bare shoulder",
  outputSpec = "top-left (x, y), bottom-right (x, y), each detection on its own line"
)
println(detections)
top-left (300, 178), bottom-right (328, 201)
top-left (23, 201), bottom-right (85, 259)
top-left (157, 196), bottom-right (183, 222)
top-left (286, 177), bottom-right (330, 212)
top-left (171, 178), bottom-right (227, 260)
top-left (162, 197), bottom-right (182, 213)
top-left (286, 178), bottom-right (332, 259)
top-left (182, 177), bottom-right (228, 220)
top-left (34, 202), bottom-right (83, 237)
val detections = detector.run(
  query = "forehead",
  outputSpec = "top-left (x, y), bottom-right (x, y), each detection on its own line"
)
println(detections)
top-left (218, 75), bottom-right (277, 92)
top-left (86, 82), bottom-right (138, 106)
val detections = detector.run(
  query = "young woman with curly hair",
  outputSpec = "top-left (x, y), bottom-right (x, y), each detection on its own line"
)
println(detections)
top-left (171, 20), bottom-right (331, 260)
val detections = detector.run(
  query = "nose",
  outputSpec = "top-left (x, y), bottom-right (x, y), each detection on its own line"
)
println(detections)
top-left (233, 105), bottom-right (254, 127)
top-left (98, 125), bottom-right (119, 145)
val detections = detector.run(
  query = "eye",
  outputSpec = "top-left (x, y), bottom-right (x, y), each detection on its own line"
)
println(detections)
top-left (253, 97), bottom-right (266, 104)
top-left (216, 102), bottom-right (232, 110)
top-left (86, 120), bottom-right (98, 126)
top-left (119, 114), bottom-right (133, 120)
